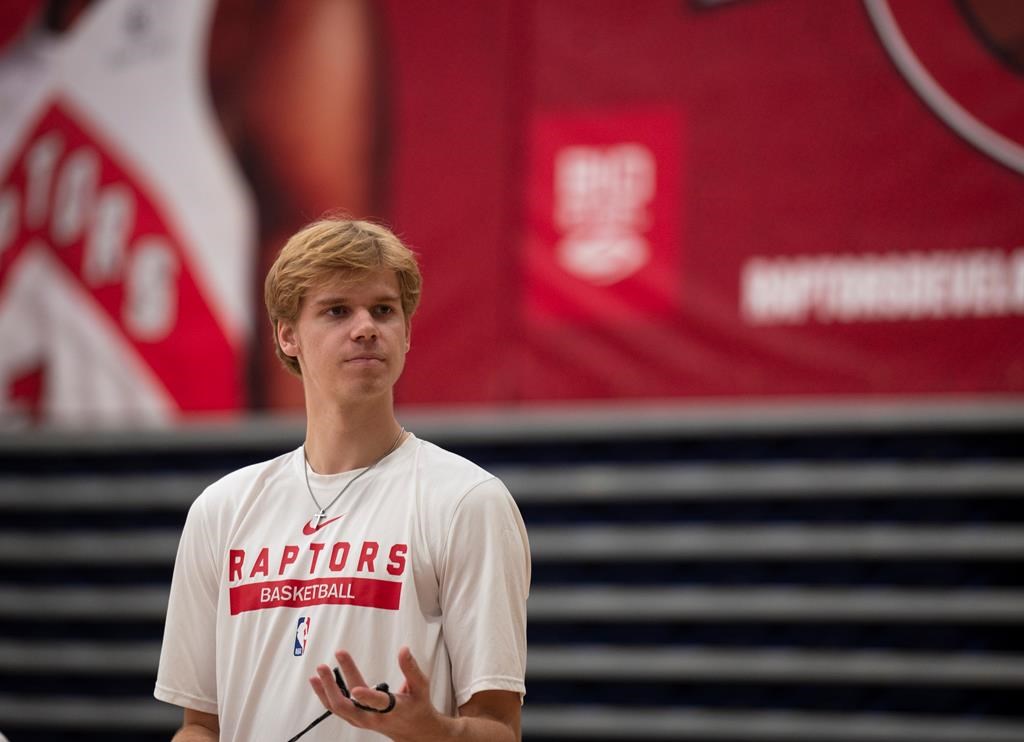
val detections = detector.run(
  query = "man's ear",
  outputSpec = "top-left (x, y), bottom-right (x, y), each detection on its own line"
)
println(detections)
top-left (277, 320), bottom-right (299, 359)
top-left (405, 321), bottom-right (412, 351)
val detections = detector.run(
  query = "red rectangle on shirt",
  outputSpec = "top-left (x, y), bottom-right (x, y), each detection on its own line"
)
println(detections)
top-left (229, 577), bottom-right (402, 615)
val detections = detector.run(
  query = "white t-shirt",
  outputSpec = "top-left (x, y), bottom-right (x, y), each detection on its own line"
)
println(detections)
top-left (155, 434), bottom-right (530, 742)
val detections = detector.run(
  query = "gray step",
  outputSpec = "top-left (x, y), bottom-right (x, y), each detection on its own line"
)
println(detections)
top-left (502, 462), bottom-right (1024, 501)
top-left (528, 586), bottom-right (1024, 622)
top-left (3, 585), bottom-right (1024, 622)
top-left (528, 525), bottom-right (1024, 559)
top-left (1, 695), bottom-right (1023, 741)
top-left (3, 525), bottom-right (1023, 564)
top-left (2, 398), bottom-right (1022, 452)
top-left (522, 705), bottom-right (1024, 742)
top-left (3, 641), bottom-right (1022, 687)
top-left (2, 462), bottom-right (1023, 509)
top-left (526, 646), bottom-right (1024, 685)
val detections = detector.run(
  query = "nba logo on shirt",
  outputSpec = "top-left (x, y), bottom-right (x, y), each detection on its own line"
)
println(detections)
top-left (294, 616), bottom-right (311, 656)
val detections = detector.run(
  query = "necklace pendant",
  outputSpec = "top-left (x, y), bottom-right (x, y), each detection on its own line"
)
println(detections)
top-left (312, 509), bottom-right (327, 527)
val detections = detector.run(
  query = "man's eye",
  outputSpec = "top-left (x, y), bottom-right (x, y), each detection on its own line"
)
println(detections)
top-left (375, 305), bottom-right (394, 316)
top-left (326, 306), bottom-right (347, 317)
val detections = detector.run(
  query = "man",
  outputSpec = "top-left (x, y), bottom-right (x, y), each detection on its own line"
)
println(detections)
top-left (154, 218), bottom-right (531, 741)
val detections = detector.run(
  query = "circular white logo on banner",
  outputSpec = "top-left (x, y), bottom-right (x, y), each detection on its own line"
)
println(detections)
top-left (865, 0), bottom-right (1024, 175)
top-left (557, 232), bottom-right (650, 286)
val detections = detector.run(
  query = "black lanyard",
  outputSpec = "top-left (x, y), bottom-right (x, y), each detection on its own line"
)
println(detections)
top-left (286, 668), bottom-right (396, 741)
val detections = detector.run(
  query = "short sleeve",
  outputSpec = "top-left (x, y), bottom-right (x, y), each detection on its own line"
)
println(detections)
top-left (153, 495), bottom-right (221, 714)
top-left (439, 478), bottom-right (531, 707)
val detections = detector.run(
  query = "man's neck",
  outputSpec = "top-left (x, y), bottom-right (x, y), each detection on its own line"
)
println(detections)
top-left (303, 399), bottom-right (403, 475)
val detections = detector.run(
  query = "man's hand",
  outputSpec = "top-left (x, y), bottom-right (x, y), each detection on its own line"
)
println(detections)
top-left (309, 646), bottom-right (447, 740)
top-left (309, 647), bottom-right (519, 742)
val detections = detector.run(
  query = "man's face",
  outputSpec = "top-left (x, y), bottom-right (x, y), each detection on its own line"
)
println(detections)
top-left (277, 267), bottom-right (409, 406)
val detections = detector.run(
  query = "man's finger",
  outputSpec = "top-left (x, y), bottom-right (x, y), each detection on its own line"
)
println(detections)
top-left (308, 674), bottom-right (331, 711)
top-left (336, 650), bottom-right (370, 691)
top-left (398, 646), bottom-right (429, 697)
top-left (350, 685), bottom-right (394, 712)
top-left (311, 665), bottom-right (350, 714)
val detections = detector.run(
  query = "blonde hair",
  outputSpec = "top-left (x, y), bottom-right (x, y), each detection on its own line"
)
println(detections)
top-left (264, 218), bottom-right (422, 376)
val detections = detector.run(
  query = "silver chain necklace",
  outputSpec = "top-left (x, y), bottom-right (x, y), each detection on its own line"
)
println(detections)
top-left (303, 427), bottom-right (405, 527)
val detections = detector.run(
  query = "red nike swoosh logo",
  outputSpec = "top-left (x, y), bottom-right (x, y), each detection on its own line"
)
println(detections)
top-left (302, 514), bottom-right (345, 535)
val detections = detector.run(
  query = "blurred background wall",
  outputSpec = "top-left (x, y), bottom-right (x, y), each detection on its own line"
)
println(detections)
top-left (0, 0), bottom-right (1022, 740)
top-left (2, 0), bottom-right (1022, 423)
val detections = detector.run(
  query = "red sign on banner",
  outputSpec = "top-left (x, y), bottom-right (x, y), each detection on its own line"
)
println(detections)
top-left (524, 108), bottom-right (684, 325)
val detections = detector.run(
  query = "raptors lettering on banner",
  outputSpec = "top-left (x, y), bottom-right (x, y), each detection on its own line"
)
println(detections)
top-left (0, 103), bottom-right (242, 421)
top-left (742, 248), bottom-right (1024, 325)
top-left (1, 105), bottom-right (181, 339)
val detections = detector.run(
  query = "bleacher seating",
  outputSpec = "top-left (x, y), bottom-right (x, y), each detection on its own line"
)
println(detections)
top-left (1, 402), bottom-right (1022, 741)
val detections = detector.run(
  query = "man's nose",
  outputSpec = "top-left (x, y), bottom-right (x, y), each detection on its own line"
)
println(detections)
top-left (350, 309), bottom-right (378, 340)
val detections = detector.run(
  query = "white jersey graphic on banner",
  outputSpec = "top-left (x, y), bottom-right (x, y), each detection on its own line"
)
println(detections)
top-left (0, 0), bottom-right (254, 426)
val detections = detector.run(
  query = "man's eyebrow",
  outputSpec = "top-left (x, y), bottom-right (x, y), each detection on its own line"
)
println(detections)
top-left (312, 293), bottom-right (401, 306)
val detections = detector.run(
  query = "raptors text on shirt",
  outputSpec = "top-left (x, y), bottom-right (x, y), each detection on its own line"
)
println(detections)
top-left (226, 540), bottom-right (408, 615)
